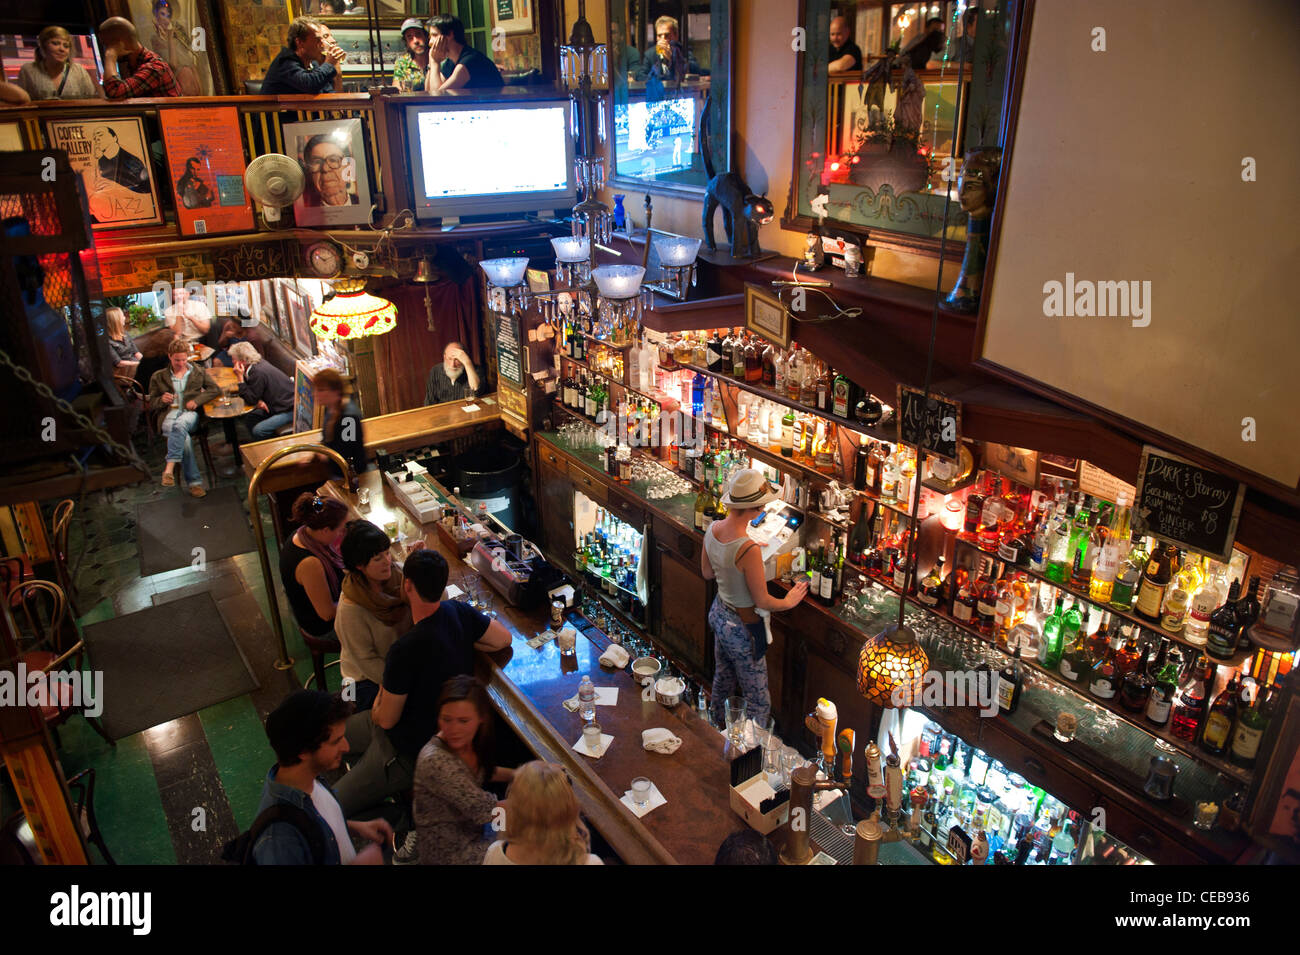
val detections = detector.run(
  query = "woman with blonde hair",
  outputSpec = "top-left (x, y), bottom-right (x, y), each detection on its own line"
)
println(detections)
top-left (104, 306), bottom-right (142, 371)
top-left (484, 761), bottom-right (603, 865)
top-left (16, 26), bottom-right (101, 100)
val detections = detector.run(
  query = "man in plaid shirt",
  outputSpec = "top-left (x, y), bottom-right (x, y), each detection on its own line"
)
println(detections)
top-left (98, 17), bottom-right (181, 100)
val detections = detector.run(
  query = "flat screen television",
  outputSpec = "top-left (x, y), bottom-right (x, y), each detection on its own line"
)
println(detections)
top-left (613, 96), bottom-right (698, 180)
top-left (406, 99), bottom-right (576, 221)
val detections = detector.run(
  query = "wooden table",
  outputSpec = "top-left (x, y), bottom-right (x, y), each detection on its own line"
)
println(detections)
top-left (189, 343), bottom-right (215, 364)
top-left (203, 365), bottom-right (251, 465)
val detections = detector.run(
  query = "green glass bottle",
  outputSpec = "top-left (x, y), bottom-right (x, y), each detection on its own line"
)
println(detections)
top-left (1040, 596), bottom-right (1065, 668)
top-left (1229, 684), bottom-right (1272, 769)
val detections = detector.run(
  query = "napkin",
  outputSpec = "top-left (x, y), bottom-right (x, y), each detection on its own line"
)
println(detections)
top-left (621, 781), bottom-right (667, 818)
top-left (641, 728), bottom-right (682, 755)
top-left (598, 644), bottom-right (630, 669)
top-left (573, 732), bottom-right (613, 758)
top-left (563, 687), bottom-right (618, 711)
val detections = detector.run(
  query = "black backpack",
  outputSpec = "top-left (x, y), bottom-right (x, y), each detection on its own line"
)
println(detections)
top-left (221, 803), bottom-right (330, 865)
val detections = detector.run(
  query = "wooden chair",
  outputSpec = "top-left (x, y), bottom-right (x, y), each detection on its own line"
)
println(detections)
top-left (146, 404), bottom-right (218, 485)
top-left (11, 579), bottom-right (114, 750)
top-left (0, 555), bottom-right (32, 607)
top-left (65, 768), bottom-right (116, 864)
top-left (48, 500), bottom-right (79, 618)
top-left (0, 770), bottom-right (115, 864)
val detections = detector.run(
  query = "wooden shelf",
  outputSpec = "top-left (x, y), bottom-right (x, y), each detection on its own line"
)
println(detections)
top-left (553, 403), bottom-right (704, 490)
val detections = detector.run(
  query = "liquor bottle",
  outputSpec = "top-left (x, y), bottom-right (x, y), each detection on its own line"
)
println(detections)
top-left (893, 549), bottom-right (912, 594)
top-left (997, 643), bottom-right (1023, 715)
top-left (1135, 542), bottom-right (1175, 623)
top-left (832, 369), bottom-right (852, 418)
top-left (784, 345), bottom-right (802, 401)
top-left (1144, 641), bottom-right (1180, 726)
top-left (1045, 502), bottom-right (1073, 583)
top-left (918, 557), bottom-right (945, 609)
top-left (1061, 597), bottom-right (1083, 661)
top-left (868, 442), bottom-right (886, 495)
top-left (953, 571), bottom-right (978, 626)
top-left (1070, 511), bottom-right (1099, 590)
top-left (1170, 654), bottom-right (1213, 742)
top-left (1040, 598), bottom-right (1065, 668)
top-left (1230, 685), bottom-right (1272, 769)
top-left (1115, 628), bottom-right (1145, 677)
top-left (816, 362), bottom-right (832, 412)
top-left (761, 339), bottom-right (776, 388)
top-left (1086, 642), bottom-right (1119, 700)
top-left (964, 476), bottom-right (988, 537)
top-left (731, 330), bottom-right (746, 379)
top-left (1088, 494), bottom-right (1129, 603)
top-left (1235, 575), bottom-right (1263, 635)
top-left (1110, 532), bottom-right (1147, 611)
top-left (1058, 618), bottom-right (1091, 684)
top-left (1027, 504), bottom-right (1051, 573)
top-left (1118, 645), bottom-right (1153, 712)
top-left (819, 538), bottom-right (838, 605)
top-left (744, 334), bottom-right (762, 383)
top-left (1067, 495), bottom-right (1092, 573)
top-left (975, 565), bottom-right (999, 637)
top-left (1205, 579), bottom-right (1243, 661)
top-left (1184, 563), bottom-right (1228, 646)
top-left (993, 576), bottom-right (1017, 647)
top-left (694, 480), bottom-right (711, 532)
top-left (1199, 675), bottom-right (1239, 756)
top-left (799, 356), bottom-right (818, 407)
top-left (854, 391), bottom-right (883, 426)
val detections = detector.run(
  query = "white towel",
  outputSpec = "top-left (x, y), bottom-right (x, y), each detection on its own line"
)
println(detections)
top-left (599, 644), bottom-right (630, 668)
top-left (642, 728), bottom-right (682, 755)
top-left (755, 606), bottom-right (773, 644)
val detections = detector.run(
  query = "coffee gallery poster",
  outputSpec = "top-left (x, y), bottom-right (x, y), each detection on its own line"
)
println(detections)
top-left (45, 116), bottom-right (163, 230)
top-left (158, 106), bottom-right (254, 237)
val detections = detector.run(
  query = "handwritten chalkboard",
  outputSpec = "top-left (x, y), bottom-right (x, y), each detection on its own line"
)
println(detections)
top-left (896, 386), bottom-right (961, 464)
top-left (1133, 446), bottom-right (1245, 562)
top-left (496, 311), bottom-right (524, 390)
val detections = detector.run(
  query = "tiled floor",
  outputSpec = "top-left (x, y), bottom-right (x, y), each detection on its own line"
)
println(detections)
top-left (2, 429), bottom-right (320, 864)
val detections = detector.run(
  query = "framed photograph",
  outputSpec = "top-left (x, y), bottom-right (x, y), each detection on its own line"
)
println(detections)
top-left (492, 0), bottom-right (534, 36)
top-left (984, 442), bottom-right (1039, 488)
top-left (744, 282), bottom-right (791, 350)
top-left (0, 121), bottom-right (27, 152)
top-left (272, 278), bottom-right (293, 341)
top-left (45, 116), bottom-right (163, 230)
top-left (125, 0), bottom-right (217, 95)
top-left (330, 28), bottom-right (404, 74)
top-left (157, 106), bottom-right (254, 237)
top-left (284, 282), bottom-right (316, 356)
top-left (282, 118), bottom-right (373, 227)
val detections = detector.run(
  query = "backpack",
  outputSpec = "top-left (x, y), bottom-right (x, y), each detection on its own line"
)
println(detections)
top-left (221, 802), bottom-right (330, 865)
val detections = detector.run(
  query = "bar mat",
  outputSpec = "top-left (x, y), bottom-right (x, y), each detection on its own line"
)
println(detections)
top-left (137, 485), bottom-right (255, 577)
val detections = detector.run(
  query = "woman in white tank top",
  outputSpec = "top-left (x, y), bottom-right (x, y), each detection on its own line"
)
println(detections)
top-left (701, 470), bottom-right (808, 728)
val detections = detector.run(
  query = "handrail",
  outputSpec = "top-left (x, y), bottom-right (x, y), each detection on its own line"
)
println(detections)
top-left (246, 442), bottom-right (354, 670)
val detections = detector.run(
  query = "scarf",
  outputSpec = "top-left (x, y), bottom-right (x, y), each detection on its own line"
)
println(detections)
top-left (341, 566), bottom-right (410, 629)
top-left (297, 529), bottom-right (345, 599)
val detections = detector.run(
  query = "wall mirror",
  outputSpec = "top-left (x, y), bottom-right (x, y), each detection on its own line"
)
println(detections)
top-left (787, 0), bottom-right (1017, 256)
top-left (607, 0), bottom-right (732, 196)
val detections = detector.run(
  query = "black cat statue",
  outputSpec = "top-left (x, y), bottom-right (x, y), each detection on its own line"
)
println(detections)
top-left (700, 109), bottom-right (773, 258)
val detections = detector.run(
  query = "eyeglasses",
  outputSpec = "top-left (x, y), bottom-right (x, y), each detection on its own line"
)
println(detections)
top-left (306, 155), bottom-right (346, 172)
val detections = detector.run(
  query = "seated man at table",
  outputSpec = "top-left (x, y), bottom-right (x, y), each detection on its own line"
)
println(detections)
top-left (229, 342), bottom-right (295, 441)
top-left (424, 341), bottom-right (480, 405)
top-left (147, 337), bottom-right (220, 497)
top-left (164, 286), bottom-right (212, 344)
top-left (97, 17), bottom-right (181, 99)
top-left (333, 549), bottom-right (511, 838)
top-left (261, 16), bottom-right (345, 95)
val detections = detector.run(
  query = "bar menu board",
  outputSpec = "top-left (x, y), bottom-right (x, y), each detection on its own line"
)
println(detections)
top-left (1133, 446), bottom-right (1245, 562)
top-left (496, 311), bottom-right (524, 390)
top-left (897, 386), bottom-right (961, 464)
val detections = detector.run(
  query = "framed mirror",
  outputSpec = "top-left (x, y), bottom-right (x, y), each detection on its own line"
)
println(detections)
top-left (607, 0), bottom-right (732, 197)
top-left (786, 0), bottom-right (1017, 256)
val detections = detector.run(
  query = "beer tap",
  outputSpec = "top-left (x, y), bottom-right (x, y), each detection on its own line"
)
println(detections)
top-left (803, 697), bottom-right (838, 779)
top-left (779, 762), bottom-right (850, 866)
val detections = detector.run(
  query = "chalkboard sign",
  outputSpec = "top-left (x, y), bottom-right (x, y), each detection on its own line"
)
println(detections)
top-left (896, 385), bottom-right (961, 464)
top-left (1133, 446), bottom-right (1245, 562)
top-left (496, 311), bottom-right (524, 390)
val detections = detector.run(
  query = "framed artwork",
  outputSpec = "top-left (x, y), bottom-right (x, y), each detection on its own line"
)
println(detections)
top-left (45, 116), bottom-right (163, 230)
top-left (282, 118), bottom-right (373, 227)
top-left (284, 281), bottom-right (316, 356)
top-left (330, 28), bottom-right (404, 74)
top-left (0, 122), bottom-right (26, 152)
top-left (744, 282), bottom-right (791, 350)
top-left (158, 106), bottom-right (254, 237)
top-left (126, 0), bottom-right (217, 96)
top-left (984, 442), bottom-right (1039, 488)
top-left (492, 0), bottom-right (534, 35)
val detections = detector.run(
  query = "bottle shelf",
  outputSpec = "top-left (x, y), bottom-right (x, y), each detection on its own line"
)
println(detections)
top-left (951, 537), bottom-right (1253, 669)
top-left (553, 403), bottom-right (704, 490)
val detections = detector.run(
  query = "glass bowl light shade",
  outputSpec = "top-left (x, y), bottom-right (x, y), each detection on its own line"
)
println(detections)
top-left (856, 623), bottom-right (929, 707)
top-left (309, 288), bottom-right (397, 340)
top-left (591, 264), bottom-right (644, 298)
top-left (550, 236), bottom-right (590, 263)
top-left (479, 257), bottom-right (529, 287)
top-left (652, 235), bottom-right (702, 267)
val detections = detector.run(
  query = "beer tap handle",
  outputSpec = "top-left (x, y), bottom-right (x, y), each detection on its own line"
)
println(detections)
top-left (837, 729), bottom-right (856, 785)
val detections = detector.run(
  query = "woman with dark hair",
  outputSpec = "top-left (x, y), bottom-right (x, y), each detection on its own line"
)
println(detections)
top-left (279, 492), bottom-right (349, 642)
top-left (413, 675), bottom-right (513, 865)
top-left (314, 368), bottom-right (365, 481)
top-left (335, 520), bottom-right (412, 710)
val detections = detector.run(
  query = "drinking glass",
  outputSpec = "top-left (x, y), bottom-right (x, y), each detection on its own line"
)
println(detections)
top-left (780, 746), bottom-right (803, 787)
top-left (583, 722), bottom-right (603, 755)
top-left (557, 627), bottom-right (577, 655)
top-left (725, 697), bottom-right (747, 747)
top-left (631, 777), bottom-right (652, 808)
top-left (750, 715), bottom-right (776, 750)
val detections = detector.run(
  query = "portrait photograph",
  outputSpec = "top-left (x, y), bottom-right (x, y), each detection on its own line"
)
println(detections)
top-left (283, 118), bottom-right (372, 227)
top-left (45, 116), bottom-right (162, 230)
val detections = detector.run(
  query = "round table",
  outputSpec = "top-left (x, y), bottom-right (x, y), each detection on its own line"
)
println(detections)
top-left (204, 393), bottom-right (251, 475)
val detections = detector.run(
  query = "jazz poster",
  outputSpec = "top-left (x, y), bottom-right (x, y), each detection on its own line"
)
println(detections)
top-left (158, 106), bottom-right (254, 237)
top-left (45, 116), bottom-right (163, 230)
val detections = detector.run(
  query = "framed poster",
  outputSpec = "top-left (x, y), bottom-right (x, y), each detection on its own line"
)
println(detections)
top-left (282, 118), bottom-right (373, 227)
top-left (492, 0), bottom-right (534, 35)
top-left (45, 116), bottom-right (163, 230)
top-left (744, 283), bottom-right (791, 350)
top-left (126, 0), bottom-right (217, 96)
top-left (284, 282), bottom-right (316, 356)
top-left (331, 29), bottom-right (404, 74)
top-left (158, 106), bottom-right (254, 237)
top-left (0, 122), bottom-right (26, 152)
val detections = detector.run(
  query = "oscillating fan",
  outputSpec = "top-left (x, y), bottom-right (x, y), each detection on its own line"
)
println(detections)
top-left (243, 154), bottom-right (305, 223)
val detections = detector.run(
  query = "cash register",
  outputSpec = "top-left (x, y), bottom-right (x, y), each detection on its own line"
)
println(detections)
top-left (746, 500), bottom-right (805, 577)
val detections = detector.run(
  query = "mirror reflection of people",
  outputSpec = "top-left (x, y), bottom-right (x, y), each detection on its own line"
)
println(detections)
top-left (97, 16), bottom-right (181, 99)
top-left (176, 157), bottom-right (214, 208)
top-left (261, 16), bottom-right (345, 94)
top-left (392, 18), bottom-right (429, 92)
top-left (901, 16), bottom-right (946, 70)
top-left (148, 0), bottom-right (207, 96)
top-left (424, 15), bottom-right (503, 92)
top-left (828, 16), bottom-right (862, 73)
top-left (950, 8), bottom-right (977, 64)
top-left (164, 286), bottom-right (212, 343)
top-left (16, 26), bottom-right (101, 100)
top-left (301, 133), bottom-right (357, 206)
top-left (635, 16), bottom-right (706, 83)
top-left (315, 368), bottom-right (367, 480)
top-left (424, 341), bottom-right (480, 405)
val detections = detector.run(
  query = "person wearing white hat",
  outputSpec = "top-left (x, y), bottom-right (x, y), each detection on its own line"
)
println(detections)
top-left (392, 18), bottom-right (430, 92)
top-left (701, 469), bottom-right (808, 728)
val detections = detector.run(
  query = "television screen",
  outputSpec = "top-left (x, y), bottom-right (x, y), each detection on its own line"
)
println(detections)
top-left (613, 97), bottom-right (697, 180)
top-left (406, 100), bottom-right (576, 220)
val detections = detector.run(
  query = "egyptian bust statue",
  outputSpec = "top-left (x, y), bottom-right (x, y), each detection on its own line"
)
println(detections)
top-left (945, 147), bottom-right (1002, 312)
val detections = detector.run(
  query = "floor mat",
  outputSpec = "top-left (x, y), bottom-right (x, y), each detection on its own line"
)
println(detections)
top-left (137, 485), bottom-right (255, 577)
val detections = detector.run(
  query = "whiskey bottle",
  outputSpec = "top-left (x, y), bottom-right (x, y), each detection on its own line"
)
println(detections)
top-left (1088, 494), bottom-right (1129, 603)
top-left (997, 643), bottom-right (1023, 715)
top-left (1230, 684), bottom-right (1272, 769)
top-left (918, 557), bottom-right (945, 609)
top-left (1205, 579), bottom-right (1242, 661)
top-left (1135, 543), bottom-right (1175, 623)
top-left (1086, 642), bottom-right (1119, 700)
top-left (1118, 645), bottom-right (1154, 713)
top-left (1199, 675), bottom-right (1239, 757)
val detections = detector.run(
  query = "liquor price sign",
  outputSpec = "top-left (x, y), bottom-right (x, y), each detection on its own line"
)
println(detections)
top-left (897, 386), bottom-right (962, 464)
top-left (1133, 446), bottom-right (1245, 562)
top-left (495, 311), bottom-right (525, 391)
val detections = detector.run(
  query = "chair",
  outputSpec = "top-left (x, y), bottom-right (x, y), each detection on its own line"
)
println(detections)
top-left (147, 404), bottom-right (218, 486)
top-left (0, 771), bottom-right (115, 864)
top-left (113, 374), bottom-right (152, 452)
top-left (48, 500), bottom-right (79, 618)
top-left (11, 580), bottom-right (115, 750)
top-left (300, 631), bottom-right (342, 691)
top-left (66, 768), bottom-right (115, 864)
top-left (0, 555), bottom-right (31, 607)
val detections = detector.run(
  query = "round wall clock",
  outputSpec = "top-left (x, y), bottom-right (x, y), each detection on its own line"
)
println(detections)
top-left (306, 241), bottom-right (342, 278)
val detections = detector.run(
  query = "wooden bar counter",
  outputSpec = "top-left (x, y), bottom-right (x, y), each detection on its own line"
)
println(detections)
top-left (316, 469), bottom-right (748, 866)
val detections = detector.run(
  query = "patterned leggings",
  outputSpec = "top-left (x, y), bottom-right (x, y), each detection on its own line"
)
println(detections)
top-left (708, 596), bottom-right (770, 728)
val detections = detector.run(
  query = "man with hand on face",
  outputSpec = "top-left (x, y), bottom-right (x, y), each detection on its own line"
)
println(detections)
top-left (424, 14), bottom-right (503, 92)
top-left (424, 341), bottom-right (480, 405)
top-left (261, 16), bottom-right (345, 94)
top-left (98, 16), bottom-right (181, 99)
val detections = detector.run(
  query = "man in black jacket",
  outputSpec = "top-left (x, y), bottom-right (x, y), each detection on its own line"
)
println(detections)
top-left (230, 342), bottom-right (295, 440)
top-left (260, 16), bottom-right (344, 94)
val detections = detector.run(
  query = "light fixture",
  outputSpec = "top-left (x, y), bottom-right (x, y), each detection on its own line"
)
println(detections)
top-left (856, 622), bottom-right (930, 707)
top-left (550, 235), bottom-right (591, 286)
top-left (479, 257), bottom-right (532, 317)
top-left (940, 495), bottom-right (964, 532)
top-left (644, 234), bottom-right (701, 301)
top-left (413, 256), bottom-right (440, 330)
top-left (309, 278), bottom-right (396, 340)
top-left (590, 264), bottom-right (646, 346)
